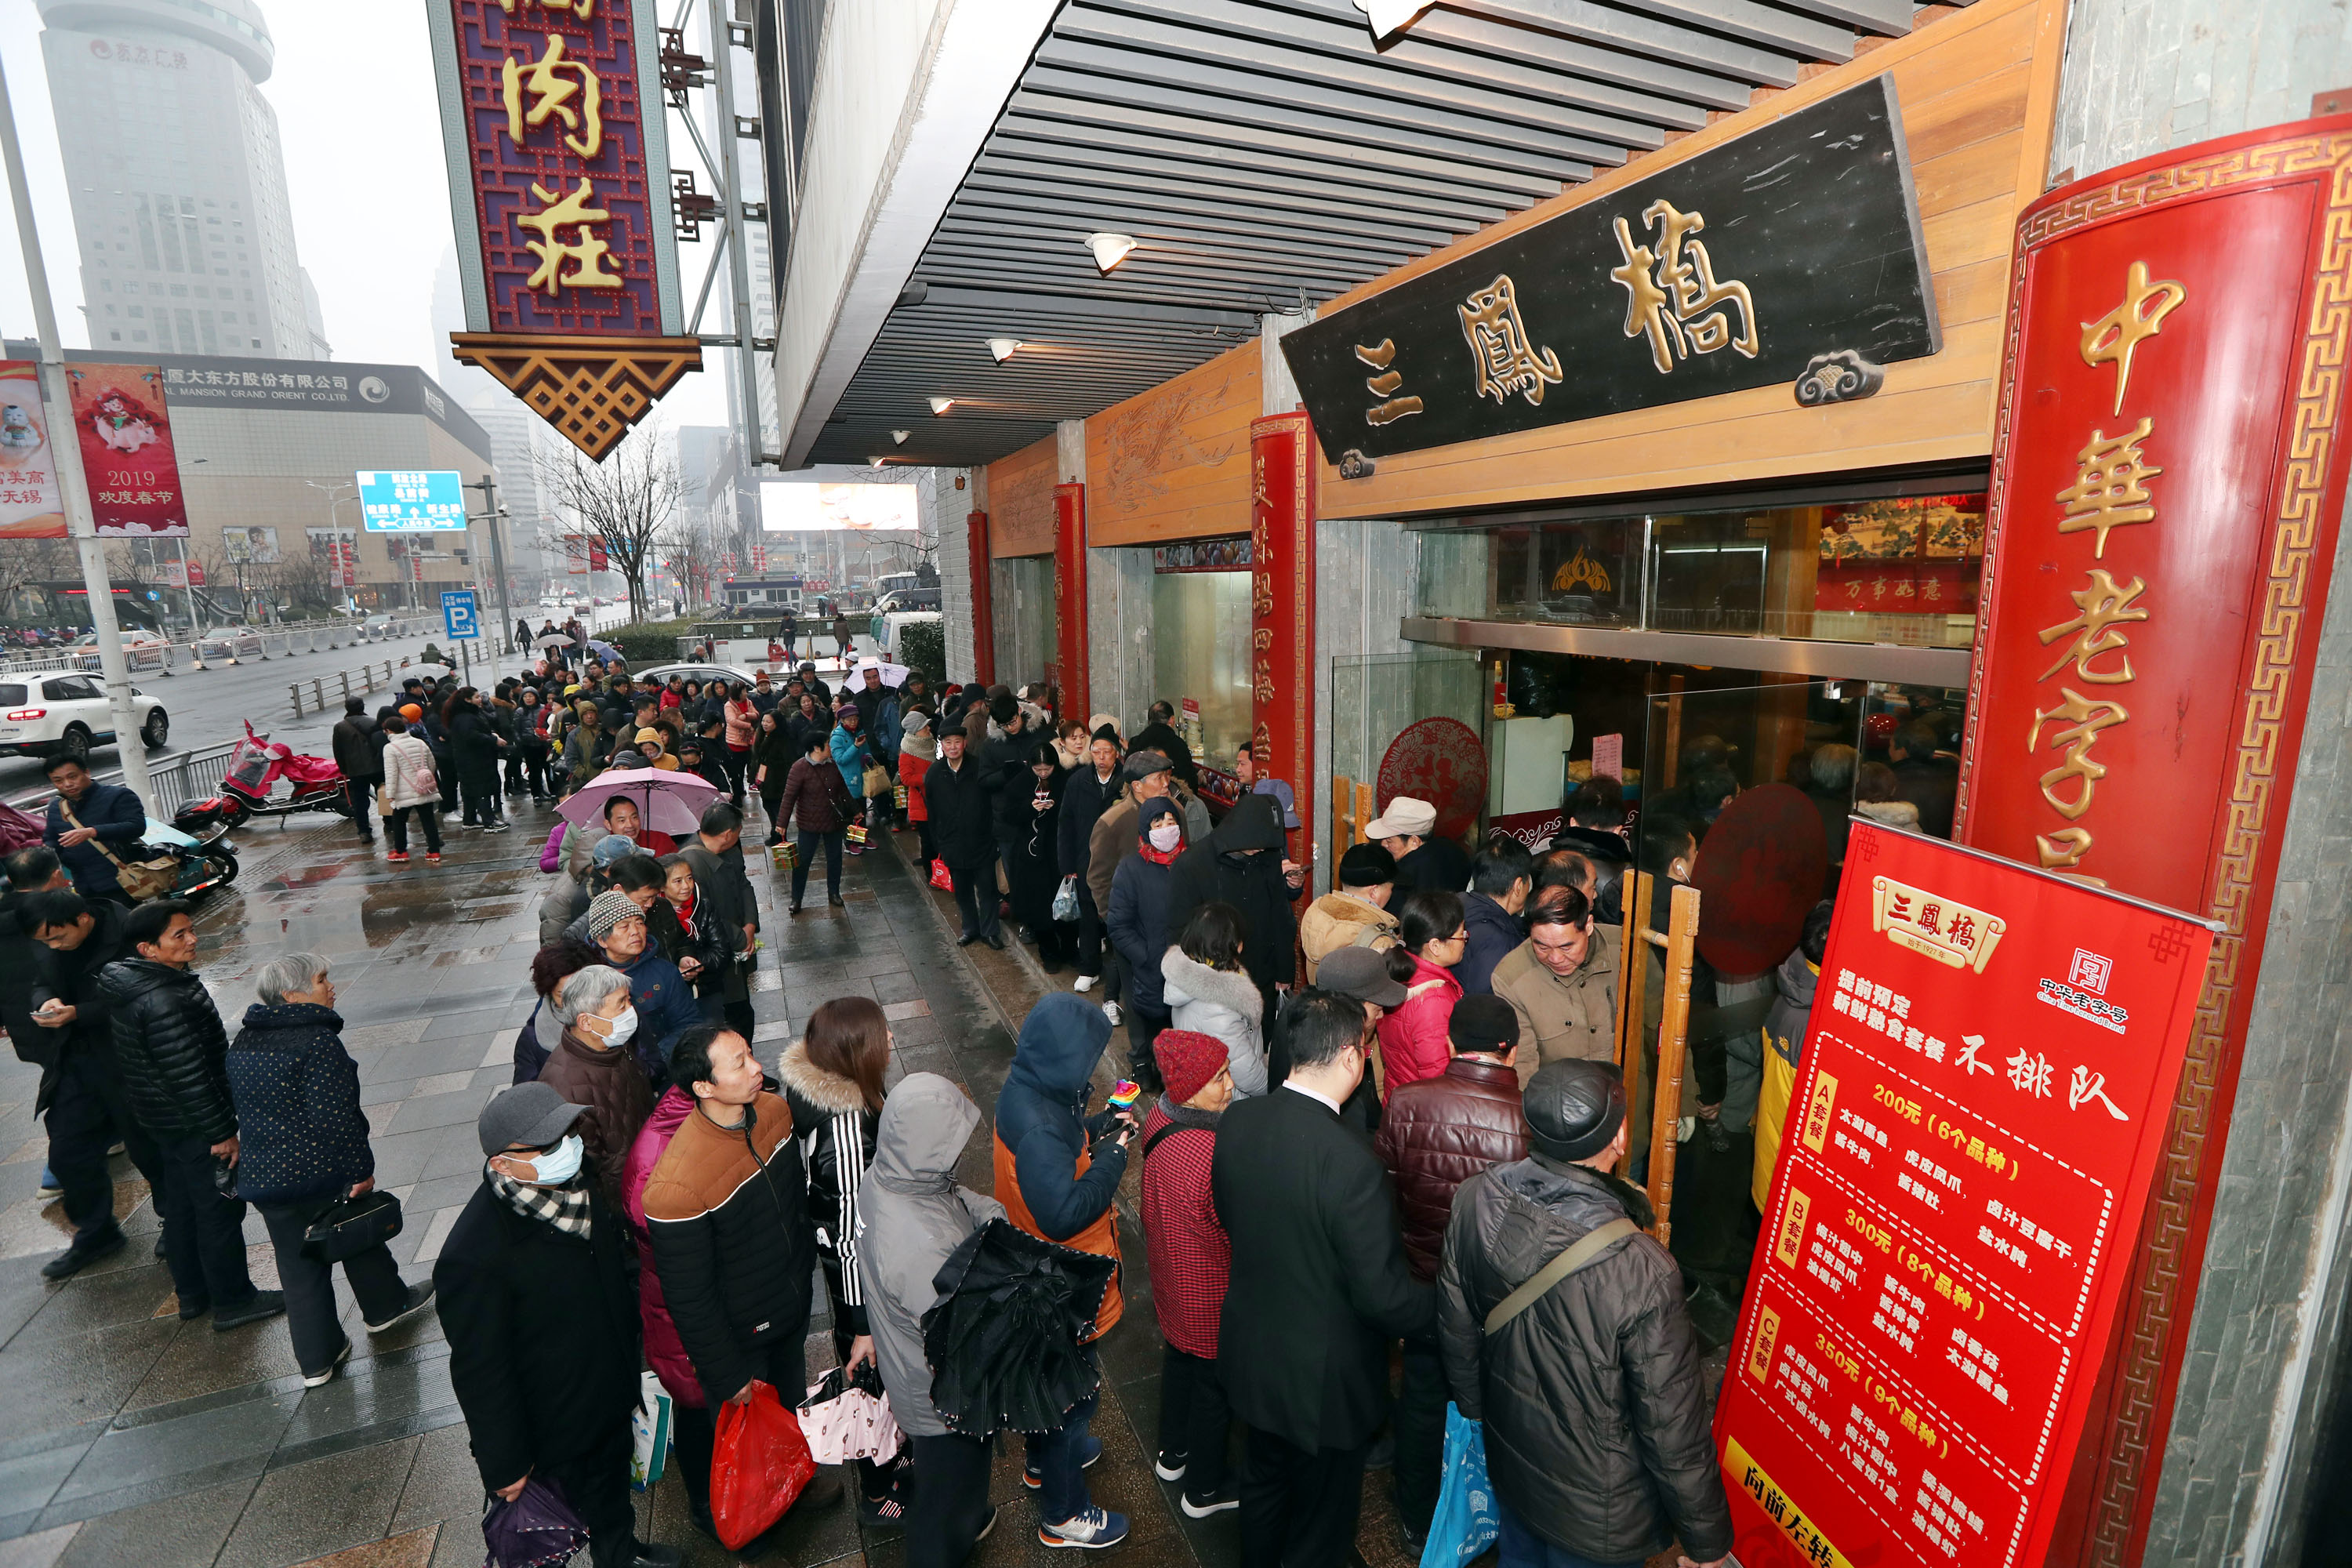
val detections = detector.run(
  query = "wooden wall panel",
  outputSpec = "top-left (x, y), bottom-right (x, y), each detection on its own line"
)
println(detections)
top-left (1314, 0), bottom-right (2067, 520)
top-left (987, 434), bottom-right (1058, 557)
top-left (1086, 344), bottom-right (1259, 546)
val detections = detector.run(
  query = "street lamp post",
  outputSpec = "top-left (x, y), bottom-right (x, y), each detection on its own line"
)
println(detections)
top-left (0, 54), bottom-right (157, 811)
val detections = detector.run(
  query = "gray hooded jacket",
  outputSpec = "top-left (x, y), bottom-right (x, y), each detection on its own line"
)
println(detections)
top-left (855, 1073), bottom-right (1006, 1437)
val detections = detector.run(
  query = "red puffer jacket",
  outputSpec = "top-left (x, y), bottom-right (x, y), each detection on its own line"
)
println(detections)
top-left (622, 1086), bottom-right (703, 1406)
top-left (1373, 1057), bottom-right (1529, 1281)
top-left (1376, 953), bottom-right (1462, 1100)
top-left (1139, 1099), bottom-right (1228, 1359)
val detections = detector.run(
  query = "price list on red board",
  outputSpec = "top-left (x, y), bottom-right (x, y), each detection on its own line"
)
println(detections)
top-left (1714, 824), bottom-right (2212, 1568)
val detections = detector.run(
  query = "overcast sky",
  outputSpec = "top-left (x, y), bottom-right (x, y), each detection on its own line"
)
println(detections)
top-left (0, 0), bottom-right (733, 427)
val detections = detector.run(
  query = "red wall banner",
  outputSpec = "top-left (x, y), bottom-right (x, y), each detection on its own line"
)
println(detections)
top-left (67, 362), bottom-right (187, 538)
top-left (967, 510), bottom-right (994, 687)
top-left (1053, 484), bottom-right (1088, 719)
top-left (1250, 412), bottom-right (1316, 864)
top-left (1717, 822), bottom-right (2214, 1568)
top-left (1954, 118), bottom-right (2352, 1559)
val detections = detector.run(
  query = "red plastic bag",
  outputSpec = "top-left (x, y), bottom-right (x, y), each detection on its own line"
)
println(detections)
top-left (927, 857), bottom-right (953, 892)
top-left (709, 1380), bottom-right (818, 1549)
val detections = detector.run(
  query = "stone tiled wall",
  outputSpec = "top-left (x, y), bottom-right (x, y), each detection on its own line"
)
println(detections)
top-left (2051, 2), bottom-right (2352, 1559)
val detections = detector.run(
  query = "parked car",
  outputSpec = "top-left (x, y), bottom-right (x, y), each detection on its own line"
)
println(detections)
top-left (0, 672), bottom-right (168, 760)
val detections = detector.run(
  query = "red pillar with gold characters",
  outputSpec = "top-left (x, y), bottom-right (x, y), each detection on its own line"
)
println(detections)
top-left (1956, 116), bottom-right (2352, 1564)
top-left (1054, 482), bottom-right (1089, 719)
top-left (967, 510), bottom-right (994, 688)
top-left (1250, 412), bottom-right (1316, 863)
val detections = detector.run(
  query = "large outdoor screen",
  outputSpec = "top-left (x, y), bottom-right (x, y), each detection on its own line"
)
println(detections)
top-left (760, 481), bottom-right (920, 532)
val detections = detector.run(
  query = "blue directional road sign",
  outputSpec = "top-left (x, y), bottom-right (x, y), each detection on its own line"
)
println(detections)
top-left (357, 470), bottom-right (467, 532)
top-left (441, 590), bottom-right (481, 642)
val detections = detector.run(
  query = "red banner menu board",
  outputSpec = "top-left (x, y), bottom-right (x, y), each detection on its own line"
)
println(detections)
top-left (1715, 822), bottom-right (2213, 1568)
top-left (67, 362), bottom-right (187, 537)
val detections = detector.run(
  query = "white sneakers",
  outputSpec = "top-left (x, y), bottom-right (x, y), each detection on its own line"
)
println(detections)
top-left (1074, 974), bottom-right (1098, 993)
top-left (1102, 1001), bottom-right (1123, 1026)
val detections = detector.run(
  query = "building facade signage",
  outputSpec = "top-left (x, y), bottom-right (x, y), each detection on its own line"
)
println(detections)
top-left (0, 361), bottom-right (64, 539)
top-left (67, 363), bottom-right (188, 538)
top-left (1954, 118), bottom-right (2352, 1562)
top-left (1279, 76), bottom-right (1938, 464)
top-left (426, 0), bottom-right (699, 459)
top-left (1717, 822), bottom-right (2214, 1568)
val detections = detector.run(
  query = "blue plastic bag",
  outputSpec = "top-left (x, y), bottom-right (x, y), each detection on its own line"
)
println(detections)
top-left (1418, 1403), bottom-right (1501, 1568)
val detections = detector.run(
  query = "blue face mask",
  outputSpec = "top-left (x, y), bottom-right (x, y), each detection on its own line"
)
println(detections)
top-left (514, 1133), bottom-right (583, 1187)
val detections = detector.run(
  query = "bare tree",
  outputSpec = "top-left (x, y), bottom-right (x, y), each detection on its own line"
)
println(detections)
top-left (537, 420), bottom-right (686, 622)
top-left (662, 515), bottom-right (726, 612)
top-left (0, 538), bottom-right (82, 622)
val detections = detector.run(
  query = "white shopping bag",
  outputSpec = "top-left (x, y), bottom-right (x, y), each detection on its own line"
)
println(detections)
top-left (630, 1370), bottom-right (673, 1490)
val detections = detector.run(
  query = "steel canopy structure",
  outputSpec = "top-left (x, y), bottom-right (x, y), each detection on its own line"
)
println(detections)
top-left (804, 0), bottom-right (1936, 470)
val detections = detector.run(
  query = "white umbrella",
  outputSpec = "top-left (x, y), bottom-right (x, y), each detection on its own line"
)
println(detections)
top-left (852, 659), bottom-right (913, 688)
top-left (532, 633), bottom-right (575, 650)
top-left (408, 662), bottom-right (453, 680)
top-left (557, 766), bottom-right (720, 837)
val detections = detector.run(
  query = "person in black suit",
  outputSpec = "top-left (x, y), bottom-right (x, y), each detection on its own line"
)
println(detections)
top-left (1213, 990), bottom-right (1435, 1568)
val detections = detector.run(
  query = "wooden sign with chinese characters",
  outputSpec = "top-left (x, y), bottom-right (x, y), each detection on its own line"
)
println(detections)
top-left (1954, 118), bottom-right (2352, 1565)
top-left (426, 0), bottom-right (699, 459)
top-left (1716, 822), bottom-right (2214, 1568)
top-left (1277, 76), bottom-right (1937, 464)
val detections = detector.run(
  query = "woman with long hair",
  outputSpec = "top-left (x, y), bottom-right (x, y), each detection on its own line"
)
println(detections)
top-left (751, 707), bottom-right (797, 847)
top-left (780, 996), bottom-right (906, 1521)
top-left (442, 685), bottom-right (509, 832)
top-left (1159, 901), bottom-right (1266, 1096)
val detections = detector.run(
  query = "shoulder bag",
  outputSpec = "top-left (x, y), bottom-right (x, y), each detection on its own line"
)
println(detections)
top-left (302, 1189), bottom-right (405, 1262)
top-left (1483, 1216), bottom-right (1642, 1334)
top-left (60, 800), bottom-right (177, 902)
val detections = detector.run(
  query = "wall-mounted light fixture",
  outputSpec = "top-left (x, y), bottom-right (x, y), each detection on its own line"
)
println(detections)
top-left (929, 397), bottom-right (955, 415)
top-left (987, 337), bottom-right (1023, 363)
top-left (1085, 233), bottom-right (1136, 273)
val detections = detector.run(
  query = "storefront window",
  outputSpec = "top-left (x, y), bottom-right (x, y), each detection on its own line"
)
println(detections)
top-left (1412, 490), bottom-right (1985, 650)
top-left (1152, 569), bottom-right (1254, 764)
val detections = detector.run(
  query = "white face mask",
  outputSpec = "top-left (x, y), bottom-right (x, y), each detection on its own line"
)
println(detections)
top-left (1149, 822), bottom-right (1182, 852)
top-left (590, 1004), bottom-right (639, 1050)
top-left (517, 1133), bottom-right (583, 1187)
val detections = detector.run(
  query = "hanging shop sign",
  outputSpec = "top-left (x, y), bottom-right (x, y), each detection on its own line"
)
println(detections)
top-left (1717, 822), bottom-right (2215, 1568)
top-left (426, 0), bottom-right (699, 459)
top-left (0, 360), bottom-right (64, 539)
top-left (1279, 74), bottom-right (1937, 465)
top-left (1250, 414), bottom-right (1315, 860)
top-left (1953, 117), bottom-right (2352, 1562)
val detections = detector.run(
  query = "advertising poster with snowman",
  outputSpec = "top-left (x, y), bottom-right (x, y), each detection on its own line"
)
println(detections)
top-left (0, 361), bottom-right (64, 538)
top-left (68, 362), bottom-right (187, 537)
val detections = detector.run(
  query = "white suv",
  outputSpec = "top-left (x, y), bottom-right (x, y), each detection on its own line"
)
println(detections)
top-left (0, 672), bottom-right (169, 760)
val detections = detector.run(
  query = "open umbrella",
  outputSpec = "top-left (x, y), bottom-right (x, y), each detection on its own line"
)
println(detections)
top-left (408, 662), bottom-right (453, 681)
top-left (852, 659), bottom-right (912, 689)
top-left (920, 1218), bottom-right (1115, 1438)
top-left (531, 633), bottom-right (574, 650)
top-left (557, 766), bottom-right (719, 837)
top-left (586, 639), bottom-right (621, 662)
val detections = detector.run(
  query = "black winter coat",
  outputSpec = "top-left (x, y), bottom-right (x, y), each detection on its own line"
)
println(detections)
top-left (1057, 765), bottom-right (1120, 879)
top-left (1437, 1157), bottom-right (1732, 1563)
top-left (924, 754), bottom-right (995, 869)
top-left (25, 899), bottom-right (130, 1111)
top-left (99, 957), bottom-right (235, 1143)
top-left (1213, 1084), bottom-right (1432, 1451)
top-left (330, 713), bottom-right (385, 782)
top-left (779, 1043), bottom-right (880, 1335)
top-left (447, 705), bottom-right (503, 782)
top-left (435, 1177), bottom-right (641, 1491)
top-left (224, 1001), bottom-right (372, 1204)
top-left (1163, 794), bottom-right (1297, 993)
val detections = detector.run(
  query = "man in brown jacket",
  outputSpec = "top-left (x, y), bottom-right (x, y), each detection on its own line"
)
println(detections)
top-left (1299, 844), bottom-right (1400, 983)
top-left (1490, 886), bottom-right (1619, 1087)
top-left (1371, 994), bottom-right (1530, 1548)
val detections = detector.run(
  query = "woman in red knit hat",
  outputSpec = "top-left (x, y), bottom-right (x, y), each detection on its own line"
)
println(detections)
top-left (1139, 1028), bottom-right (1242, 1519)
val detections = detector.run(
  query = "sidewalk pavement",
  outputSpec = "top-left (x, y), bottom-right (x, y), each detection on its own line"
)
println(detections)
top-left (0, 796), bottom-right (1432, 1568)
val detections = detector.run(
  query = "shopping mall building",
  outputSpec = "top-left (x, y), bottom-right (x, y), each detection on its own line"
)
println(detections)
top-left (765, 0), bottom-right (2352, 1560)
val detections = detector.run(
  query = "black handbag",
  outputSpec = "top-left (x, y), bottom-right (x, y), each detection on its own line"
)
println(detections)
top-left (302, 1190), bottom-right (404, 1262)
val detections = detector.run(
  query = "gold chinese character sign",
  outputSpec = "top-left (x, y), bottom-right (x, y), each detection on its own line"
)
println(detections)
top-left (1276, 76), bottom-right (1939, 462)
top-left (428, 0), bottom-right (697, 459)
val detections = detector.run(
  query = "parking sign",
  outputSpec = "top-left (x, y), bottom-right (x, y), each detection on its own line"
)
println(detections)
top-left (441, 590), bottom-right (481, 641)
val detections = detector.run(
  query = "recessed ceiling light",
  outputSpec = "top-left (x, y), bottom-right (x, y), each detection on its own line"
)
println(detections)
top-left (891, 430), bottom-right (910, 445)
top-left (1352, 0), bottom-right (1435, 36)
top-left (987, 337), bottom-right (1023, 363)
top-left (928, 396), bottom-right (955, 415)
top-left (1085, 233), bottom-right (1136, 273)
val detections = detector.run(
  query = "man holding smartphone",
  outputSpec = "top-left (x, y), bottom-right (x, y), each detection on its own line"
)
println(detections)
top-left (22, 887), bottom-right (164, 1280)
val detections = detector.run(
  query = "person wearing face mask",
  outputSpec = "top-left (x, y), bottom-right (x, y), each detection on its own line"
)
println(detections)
top-left (1214, 991), bottom-right (1435, 1568)
top-left (579, 892), bottom-right (706, 1083)
top-left (643, 1025), bottom-right (844, 1540)
top-left (437, 1083), bottom-right (682, 1568)
top-left (1107, 798), bottom-right (1186, 1081)
top-left (535, 965), bottom-right (655, 1197)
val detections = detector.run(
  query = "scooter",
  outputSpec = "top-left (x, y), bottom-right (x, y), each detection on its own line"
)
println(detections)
top-left (172, 723), bottom-right (347, 834)
top-left (143, 816), bottom-right (238, 899)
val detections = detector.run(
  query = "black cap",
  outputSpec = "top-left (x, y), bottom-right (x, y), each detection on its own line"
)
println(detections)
top-left (1523, 1059), bottom-right (1626, 1163)
top-left (1338, 843), bottom-right (1397, 888)
top-left (1449, 994), bottom-right (1519, 1055)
